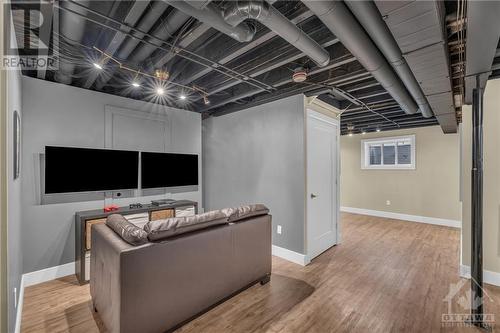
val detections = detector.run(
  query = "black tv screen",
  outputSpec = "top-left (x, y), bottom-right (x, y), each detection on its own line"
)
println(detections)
top-left (141, 152), bottom-right (198, 189)
top-left (45, 146), bottom-right (139, 194)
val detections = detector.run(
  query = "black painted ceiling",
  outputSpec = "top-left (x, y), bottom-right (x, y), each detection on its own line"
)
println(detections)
top-left (12, 0), bottom-right (477, 134)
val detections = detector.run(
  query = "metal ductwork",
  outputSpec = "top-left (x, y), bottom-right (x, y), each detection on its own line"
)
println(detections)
top-left (345, 1), bottom-right (434, 118)
top-left (96, 1), bottom-right (168, 89)
top-left (128, 8), bottom-right (191, 64)
top-left (161, 1), bottom-right (256, 42)
top-left (82, 0), bottom-right (151, 89)
top-left (224, 0), bottom-right (330, 67)
top-left (302, 0), bottom-right (418, 115)
top-left (185, 0), bottom-right (212, 10)
top-left (54, 0), bottom-right (90, 84)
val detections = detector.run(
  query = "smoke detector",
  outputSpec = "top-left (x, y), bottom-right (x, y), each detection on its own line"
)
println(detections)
top-left (292, 67), bottom-right (307, 83)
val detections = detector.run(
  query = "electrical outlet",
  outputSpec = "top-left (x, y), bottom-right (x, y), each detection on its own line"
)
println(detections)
top-left (14, 288), bottom-right (17, 308)
top-left (386, 200), bottom-right (391, 206)
top-left (277, 225), bottom-right (282, 235)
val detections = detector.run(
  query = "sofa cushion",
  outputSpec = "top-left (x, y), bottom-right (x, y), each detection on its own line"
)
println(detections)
top-left (106, 214), bottom-right (149, 246)
top-left (222, 204), bottom-right (270, 222)
top-left (145, 210), bottom-right (228, 241)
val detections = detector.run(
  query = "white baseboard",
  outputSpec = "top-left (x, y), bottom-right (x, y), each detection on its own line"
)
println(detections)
top-left (459, 265), bottom-right (500, 287)
top-left (23, 261), bottom-right (75, 287)
top-left (14, 275), bottom-right (25, 333)
top-left (272, 245), bottom-right (310, 266)
top-left (14, 262), bottom-right (75, 333)
top-left (341, 206), bottom-right (461, 229)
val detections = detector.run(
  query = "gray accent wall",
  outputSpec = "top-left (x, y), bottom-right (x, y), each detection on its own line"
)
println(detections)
top-left (21, 76), bottom-right (202, 274)
top-left (203, 94), bottom-right (306, 254)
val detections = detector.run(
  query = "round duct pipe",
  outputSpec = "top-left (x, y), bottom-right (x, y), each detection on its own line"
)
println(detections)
top-left (224, 0), bottom-right (330, 67)
top-left (302, 0), bottom-right (418, 115)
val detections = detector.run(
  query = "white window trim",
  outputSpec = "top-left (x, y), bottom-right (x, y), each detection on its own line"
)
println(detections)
top-left (361, 134), bottom-right (416, 170)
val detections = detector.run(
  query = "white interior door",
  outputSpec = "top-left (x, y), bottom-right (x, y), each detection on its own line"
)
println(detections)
top-left (307, 110), bottom-right (339, 260)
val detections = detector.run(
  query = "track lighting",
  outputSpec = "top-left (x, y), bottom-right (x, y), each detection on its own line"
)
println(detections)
top-left (362, 131), bottom-right (366, 135)
top-left (376, 128), bottom-right (381, 132)
top-left (348, 133), bottom-right (353, 137)
top-left (155, 70), bottom-right (170, 81)
top-left (91, 47), bottom-right (209, 102)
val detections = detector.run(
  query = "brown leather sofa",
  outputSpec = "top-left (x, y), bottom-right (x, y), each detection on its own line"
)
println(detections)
top-left (90, 211), bottom-right (272, 333)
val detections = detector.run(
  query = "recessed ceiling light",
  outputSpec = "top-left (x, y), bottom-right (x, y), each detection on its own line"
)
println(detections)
top-left (93, 62), bottom-right (103, 70)
top-left (132, 82), bottom-right (140, 88)
top-left (156, 87), bottom-right (164, 95)
top-left (179, 94), bottom-right (187, 100)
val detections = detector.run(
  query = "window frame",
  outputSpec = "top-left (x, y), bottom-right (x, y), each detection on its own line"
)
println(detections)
top-left (361, 134), bottom-right (416, 170)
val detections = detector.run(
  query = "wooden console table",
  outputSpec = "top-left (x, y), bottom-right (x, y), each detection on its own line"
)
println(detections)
top-left (75, 200), bottom-right (198, 284)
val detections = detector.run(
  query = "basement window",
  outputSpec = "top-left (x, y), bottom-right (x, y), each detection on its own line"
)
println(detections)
top-left (361, 135), bottom-right (415, 170)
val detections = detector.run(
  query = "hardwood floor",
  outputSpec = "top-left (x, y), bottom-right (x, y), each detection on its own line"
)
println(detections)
top-left (21, 213), bottom-right (500, 332)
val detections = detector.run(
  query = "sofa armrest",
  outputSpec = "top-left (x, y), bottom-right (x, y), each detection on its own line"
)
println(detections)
top-left (90, 224), bottom-right (150, 333)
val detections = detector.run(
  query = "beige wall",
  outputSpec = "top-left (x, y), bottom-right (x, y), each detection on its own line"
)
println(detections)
top-left (341, 125), bottom-right (461, 221)
top-left (461, 78), bottom-right (500, 273)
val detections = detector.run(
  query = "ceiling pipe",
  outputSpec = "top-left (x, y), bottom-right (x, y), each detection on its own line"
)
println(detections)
top-left (223, 0), bottom-right (330, 67)
top-left (302, 0), bottom-right (418, 115)
top-left (54, 0), bottom-right (90, 84)
top-left (82, 0), bottom-right (151, 89)
top-left (184, 0), bottom-right (213, 10)
top-left (345, 0), bottom-right (434, 118)
top-left (161, 1), bottom-right (256, 42)
top-left (96, 1), bottom-right (168, 89)
top-left (128, 8), bottom-right (191, 65)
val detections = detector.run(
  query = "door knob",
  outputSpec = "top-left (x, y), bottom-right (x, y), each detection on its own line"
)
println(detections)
top-left (311, 193), bottom-right (318, 199)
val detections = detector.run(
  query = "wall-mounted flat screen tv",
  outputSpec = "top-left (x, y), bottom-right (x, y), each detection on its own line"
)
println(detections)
top-left (44, 146), bottom-right (139, 194)
top-left (141, 152), bottom-right (198, 189)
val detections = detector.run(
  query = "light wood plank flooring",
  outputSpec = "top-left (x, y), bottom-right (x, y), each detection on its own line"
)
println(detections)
top-left (21, 213), bottom-right (500, 332)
